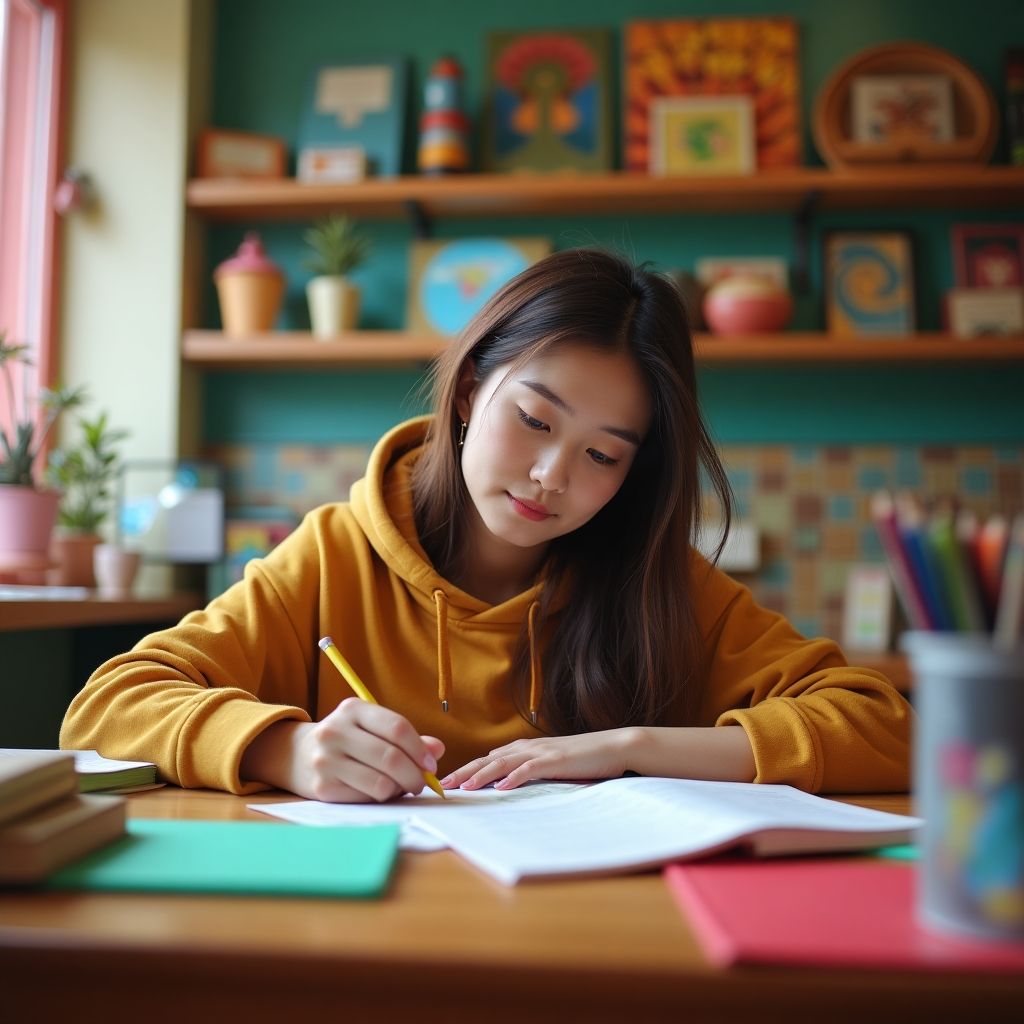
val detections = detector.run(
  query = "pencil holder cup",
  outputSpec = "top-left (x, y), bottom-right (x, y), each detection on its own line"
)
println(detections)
top-left (902, 631), bottom-right (1024, 942)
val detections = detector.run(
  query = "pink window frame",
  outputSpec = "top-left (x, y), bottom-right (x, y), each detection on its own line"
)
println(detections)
top-left (0, 0), bottom-right (67, 453)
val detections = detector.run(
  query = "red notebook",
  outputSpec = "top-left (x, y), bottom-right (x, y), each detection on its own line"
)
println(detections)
top-left (665, 859), bottom-right (1024, 973)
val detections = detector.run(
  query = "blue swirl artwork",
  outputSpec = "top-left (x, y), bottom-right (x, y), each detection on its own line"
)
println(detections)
top-left (830, 237), bottom-right (913, 335)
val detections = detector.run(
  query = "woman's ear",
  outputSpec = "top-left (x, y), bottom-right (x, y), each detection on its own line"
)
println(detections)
top-left (454, 358), bottom-right (477, 422)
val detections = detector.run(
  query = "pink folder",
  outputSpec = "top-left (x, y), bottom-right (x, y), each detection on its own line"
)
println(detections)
top-left (664, 859), bottom-right (1024, 973)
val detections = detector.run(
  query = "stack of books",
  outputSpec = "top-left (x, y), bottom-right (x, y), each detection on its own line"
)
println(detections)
top-left (871, 492), bottom-right (1024, 644)
top-left (0, 751), bottom-right (126, 884)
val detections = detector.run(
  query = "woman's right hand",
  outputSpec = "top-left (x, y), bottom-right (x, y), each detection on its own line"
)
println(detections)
top-left (241, 697), bottom-right (444, 803)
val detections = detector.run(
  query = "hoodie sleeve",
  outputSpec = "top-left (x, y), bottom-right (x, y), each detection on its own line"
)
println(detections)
top-left (694, 557), bottom-right (912, 793)
top-left (60, 514), bottom-right (329, 794)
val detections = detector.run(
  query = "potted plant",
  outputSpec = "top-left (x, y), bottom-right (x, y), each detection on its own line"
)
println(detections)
top-left (45, 410), bottom-right (130, 587)
top-left (0, 331), bottom-right (87, 571)
top-left (303, 215), bottom-right (370, 338)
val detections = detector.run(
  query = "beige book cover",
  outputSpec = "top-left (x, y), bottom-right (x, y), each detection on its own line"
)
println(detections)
top-left (0, 793), bottom-right (126, 884)
top-left (0, 751), bottom-right (77, 827)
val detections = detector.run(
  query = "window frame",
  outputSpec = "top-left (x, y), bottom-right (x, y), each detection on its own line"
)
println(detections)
top-left (0, 0), bottom-right (68, 449)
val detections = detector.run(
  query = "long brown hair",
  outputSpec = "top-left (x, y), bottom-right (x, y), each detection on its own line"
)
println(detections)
top-left (412, 248), bottom-right (732, 732)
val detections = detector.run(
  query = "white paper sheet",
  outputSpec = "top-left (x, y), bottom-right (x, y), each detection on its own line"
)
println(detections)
top-left (248, 781), bottom-right (589, 851)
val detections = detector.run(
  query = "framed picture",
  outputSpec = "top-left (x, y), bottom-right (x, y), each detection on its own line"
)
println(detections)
top-left (1007, 48), bottom-right (1024, 166)
top-left (841, 564), bottom-right (894, 653)
top-left (624, 17), bottom-right (801, 172)
top-left (406, 237), bottom-right (551, 336)
top-left (823, 231), bottom-right (916, 337)
top-left (196, 128), bottom-right (287, 179)
top-left (649, 96), bottom-right (755, 176)
top-left (951, 224), bottom-right (1024, 287)
top-left (850, 75), bottom-right (955, 144)
top-left (946, 287), bottom-right (1024, 337)
top-left (298, 58), bottom-right (407, 177)
top-left (695, 257), bottom-right (788, 289)
top-left (206, 508), bottom-right (299, 599)
top-left (483, 29), bottom-right (612, 173)
top-left (296, 146), bottom-right (368, 184)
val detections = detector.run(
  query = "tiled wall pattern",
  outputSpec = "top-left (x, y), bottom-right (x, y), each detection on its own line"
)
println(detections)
top-left (204, 442), bottom-right (374, 518)
top-left (205, 441), bottom-right (1024, 642)
top-left (711, 445), bottom-right (1024, 640)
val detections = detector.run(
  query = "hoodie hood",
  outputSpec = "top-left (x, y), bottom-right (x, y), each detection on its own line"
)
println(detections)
top-left (349, 416), bottom-right (548, 720)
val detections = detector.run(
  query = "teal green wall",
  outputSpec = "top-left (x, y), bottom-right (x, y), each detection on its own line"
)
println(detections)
top-left (202, 0), bottom-right (1024, 447)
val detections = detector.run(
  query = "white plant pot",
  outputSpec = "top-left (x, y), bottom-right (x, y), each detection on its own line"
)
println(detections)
top-left (93, 543), bottom-right (141, 596)
top-left (306, 276), bottom-right (361, 338)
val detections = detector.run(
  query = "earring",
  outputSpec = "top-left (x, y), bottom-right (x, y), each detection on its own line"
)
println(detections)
top-left (458, 421), bottom-right (468, 447)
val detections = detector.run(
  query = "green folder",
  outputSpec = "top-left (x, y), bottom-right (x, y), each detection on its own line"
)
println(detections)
top-left (46, 818), bottom-right (400, 898)
top-left (875, 843), bottom-right (919, 861)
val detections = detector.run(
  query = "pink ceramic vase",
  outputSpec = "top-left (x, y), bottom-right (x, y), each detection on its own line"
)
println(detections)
top-left (702, 274), bottom-right (793, 335)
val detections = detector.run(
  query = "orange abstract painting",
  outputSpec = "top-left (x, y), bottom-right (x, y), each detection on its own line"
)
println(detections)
top-left (624, 18), bottom-right (801, 172)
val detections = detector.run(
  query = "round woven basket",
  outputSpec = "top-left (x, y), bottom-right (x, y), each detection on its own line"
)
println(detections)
top-left (813, 41), bottom-right (998, 169)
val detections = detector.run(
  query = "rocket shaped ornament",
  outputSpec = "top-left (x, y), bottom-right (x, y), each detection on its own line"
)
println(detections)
top-left (418, 57), bottom-right (471, 174)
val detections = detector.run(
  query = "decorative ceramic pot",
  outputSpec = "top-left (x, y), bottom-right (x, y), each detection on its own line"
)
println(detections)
top-left (48, 530), bottom-right (102, 587)
top-left (702, 274), bottom-right (794, 334)
top-left (93, 543), bottom-right (141, 596)
top-left (213, 232), bottom-right (285, 337)
top-left (306, 276), bottom-right (361, 337)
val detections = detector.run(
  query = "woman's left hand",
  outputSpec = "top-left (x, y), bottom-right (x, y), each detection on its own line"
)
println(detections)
top-left (440, 729), bottom-right (637, 792)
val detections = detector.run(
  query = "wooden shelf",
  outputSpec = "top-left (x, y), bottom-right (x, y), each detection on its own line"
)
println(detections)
top-left (182, 329), bottom-right (1024, 368)
top-left (182, 330), bottom-right (450, 367)
top-left (698, 334), bottom-right (1024, 363)
top-left (185, 166), bottom-right (1024, 221)
top-left (0, 592), bottom-right (203, 632)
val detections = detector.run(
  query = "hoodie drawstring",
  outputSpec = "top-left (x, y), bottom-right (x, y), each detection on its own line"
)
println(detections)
top-left (433, 589), bottom-right (451, 712)
top-left (432, 590), bottom-right (544, 728)
top-left (527, 600), bottom-right (542, 726)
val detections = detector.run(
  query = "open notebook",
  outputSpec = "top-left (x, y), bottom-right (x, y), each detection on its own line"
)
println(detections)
top-left (412, 777), bottom-right (920, 884)
top-left (256, 776), bottom-right (920, 885)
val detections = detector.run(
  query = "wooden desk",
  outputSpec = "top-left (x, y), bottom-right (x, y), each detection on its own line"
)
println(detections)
top-left (0, 789), bottom-right (1018, 1023)
top-left (0, 593), bottom-right (204, 748)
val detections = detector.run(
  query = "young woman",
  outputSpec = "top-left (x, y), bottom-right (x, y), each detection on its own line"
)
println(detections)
top-left (61, 249), bottom-right (911, 802)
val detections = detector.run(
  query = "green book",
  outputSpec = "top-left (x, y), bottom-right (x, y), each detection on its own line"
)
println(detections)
top-left (46, 818), bottom-right (399, 898)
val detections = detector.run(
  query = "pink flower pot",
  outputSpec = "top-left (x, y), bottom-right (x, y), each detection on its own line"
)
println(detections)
top-left (0, 486), bottom-right (60, 558)
top-left (48, 531), bottom-right (102, 587)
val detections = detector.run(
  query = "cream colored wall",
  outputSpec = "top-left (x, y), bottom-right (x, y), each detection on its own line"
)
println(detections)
top-left (58, 0), bottom-right (191, 491)
top-left (57, 0), bottom-right (216, 597)
top-left (58, 1), bottom-right (211, 594)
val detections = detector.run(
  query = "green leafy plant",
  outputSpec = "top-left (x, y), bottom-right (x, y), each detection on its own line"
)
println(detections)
top-left (1, 330), bottom-right (87, 487)
top-left (302, 215), bottom-right (370, 277)
top-left (45, 411), bottom-right (130, 532)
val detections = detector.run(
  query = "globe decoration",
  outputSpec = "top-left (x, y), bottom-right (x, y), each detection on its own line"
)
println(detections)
top-left (418, 239), bottom-right (533, 335)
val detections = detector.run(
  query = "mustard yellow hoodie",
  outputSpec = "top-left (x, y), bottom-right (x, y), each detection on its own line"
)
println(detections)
top-left (61, 417), bottom-right (911, 795)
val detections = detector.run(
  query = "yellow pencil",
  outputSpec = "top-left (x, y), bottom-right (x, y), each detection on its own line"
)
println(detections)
top-left (318, 636), bottom-right (445, 799)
